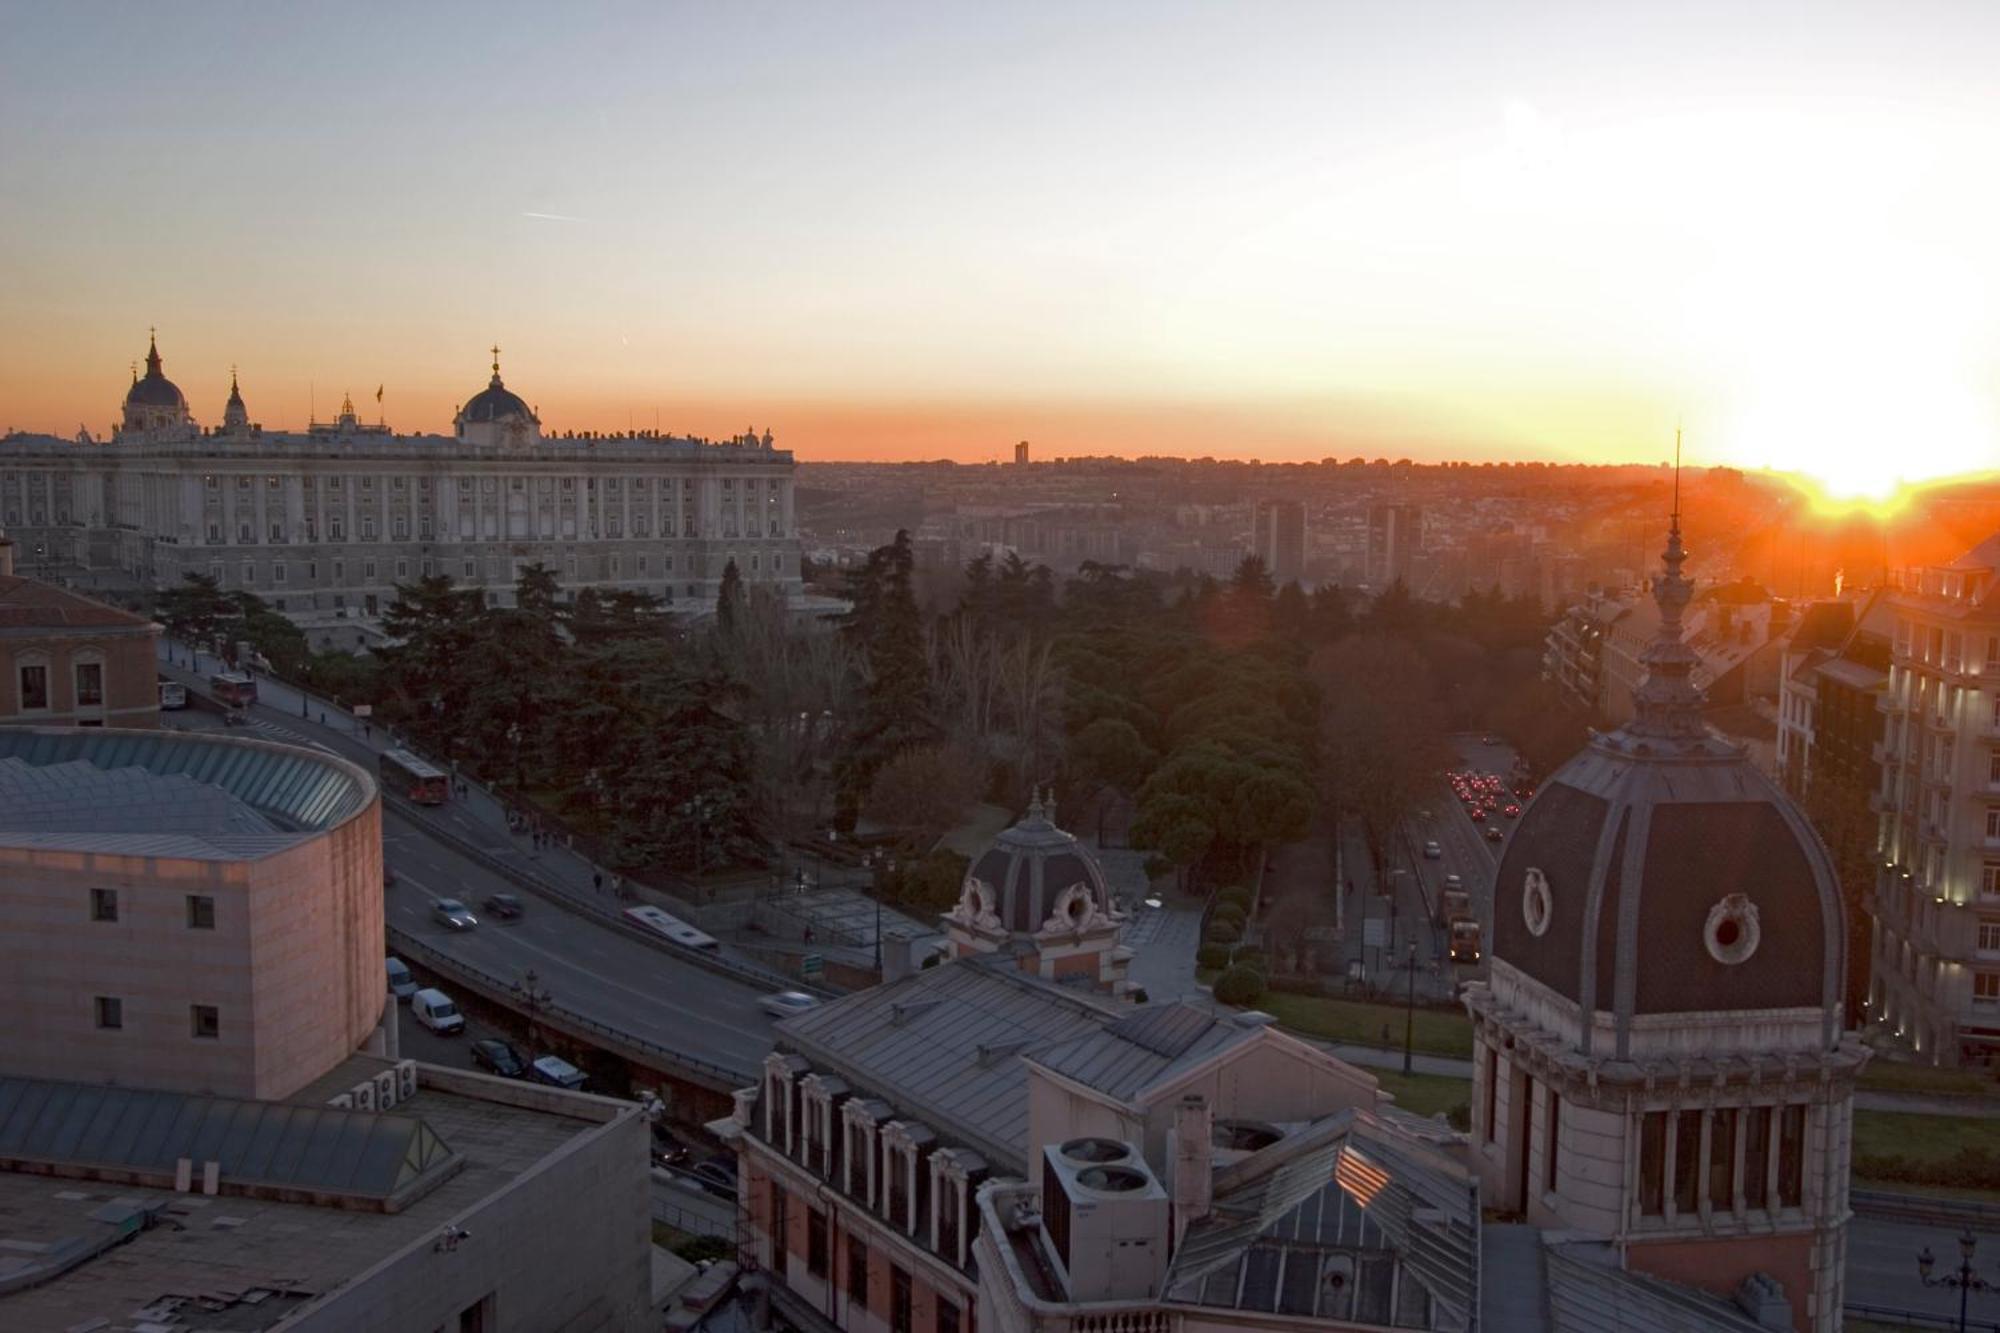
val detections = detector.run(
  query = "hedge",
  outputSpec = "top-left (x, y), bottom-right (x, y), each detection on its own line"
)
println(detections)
top-left (1206, 920), bottom-right (1242, 945)
top-left (1196, 943), bottom-right (1234, 971)
top-left (1212, 965), bottom-right (1266, 1006)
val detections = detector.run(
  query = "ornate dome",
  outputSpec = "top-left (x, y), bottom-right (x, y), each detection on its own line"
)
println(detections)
top-left (458, 347), bottom-right (535, 425)
top-left (1488, 512), bottom-right (1847, 1055)
top-left (124, 333), bottom-right (187, 411)
top-left (956, 791), bottom-right (1113, 936)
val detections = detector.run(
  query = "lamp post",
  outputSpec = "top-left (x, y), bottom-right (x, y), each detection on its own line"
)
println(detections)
top-left (1919, 1231), bottom-right (1991, 1333)
top-left (679, 796), bottom-right (713, 896)
top-left (1403, 941), bottom-right (1418, 1075)
top-left (299, 661), bottom-right (311, 718)
top-left (519, 967), bottom-right (553, 1051)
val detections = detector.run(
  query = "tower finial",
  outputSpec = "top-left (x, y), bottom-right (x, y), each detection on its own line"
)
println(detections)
top-left (1626, 429), bottom-right (1704, 741)
top-left (1672, 424), bottom-right (1683, 533)
top-left (490, 344), bottom-right (502, 382)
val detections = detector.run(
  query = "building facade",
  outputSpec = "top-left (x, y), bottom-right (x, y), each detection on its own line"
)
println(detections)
top-left (1868, 534), bottom-right (2000, 1064)
top-left (0, 336), bottom-right (802, 646)
top-left (0, 534), bottom-right (161, 727)
top-left (1466, 516), bottom-right (1866, 1332)
top-left (1365, 502), bottom-right (1420, 589)
top-left (1250, 498), bottom-right (1305, 585)
top-left (0, 727), bottom-right (384, 1100)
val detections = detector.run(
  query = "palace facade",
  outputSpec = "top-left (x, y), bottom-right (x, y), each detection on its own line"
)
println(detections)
top-left (0, 335), bottom-right (801, 647)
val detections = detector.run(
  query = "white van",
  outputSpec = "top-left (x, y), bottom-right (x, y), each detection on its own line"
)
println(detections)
top-left (385, 956), bottom-right (418, 1003)
top-left (412, 987), bottom-right (465, 1035)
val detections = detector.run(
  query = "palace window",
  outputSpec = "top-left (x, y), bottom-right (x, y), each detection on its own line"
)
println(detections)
top-left (847, 1236), bottom-right (868, 1303)
top-left (73, 661), bottom-right (103, 707)
top-left (1638, 1111), bottom-right (1666, 1215)
top-left (807, 1207), bottom-right (829, 1279)
top-left (1744, 1106), bottom-right (1771, 1210)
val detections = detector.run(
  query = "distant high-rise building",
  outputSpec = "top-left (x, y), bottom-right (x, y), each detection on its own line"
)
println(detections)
top-left (1014, 439), bottom-right (1030, 465)
top-left (1366, 502), bottom-right (1420, 587)
top-left (1250, 498), bottom-right (1305, 584)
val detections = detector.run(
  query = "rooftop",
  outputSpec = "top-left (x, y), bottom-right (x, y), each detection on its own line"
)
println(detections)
top-left (0, 573), bottom-right (155, 632)
top-left (0, 1056), bottom-right (622, 1333)
top-left (0, 728), bottom-right (374, 858)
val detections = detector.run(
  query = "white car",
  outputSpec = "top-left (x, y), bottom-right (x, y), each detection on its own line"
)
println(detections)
top-left (411, 987), bottom-right (465, 1035)
top-left (1422, 840), bottom-right (1443, 860)
top-left (760, 991), bottom-right (820, 1019)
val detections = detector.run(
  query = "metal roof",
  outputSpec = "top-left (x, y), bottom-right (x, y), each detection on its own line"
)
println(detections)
top-left (1026, 1003), bottom-right (1259, 1103)
top-left (1543, 1242), bottom-right (1769, 1333)
top-left (0, 1075), bottom-right (453, 1207)
top-left (0, 728), bottom-right (372, 854)
top-left (776, 955), bottom-right (1119, 1171)
top-left (1168, 1110), bottom-right (1479, 1331)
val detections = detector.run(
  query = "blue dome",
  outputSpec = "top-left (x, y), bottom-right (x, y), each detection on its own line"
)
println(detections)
top-left (461, 372), bottom-right (532, 424)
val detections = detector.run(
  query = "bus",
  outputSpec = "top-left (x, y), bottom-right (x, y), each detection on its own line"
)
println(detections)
top-left (157, 679), bottom-right (188, 711)
top-left (623, 904), bottom-right (719, 951)
top-left (210, 672), bottom-right (257, 708)
top-left (379, 749), bottom-right (450, 806)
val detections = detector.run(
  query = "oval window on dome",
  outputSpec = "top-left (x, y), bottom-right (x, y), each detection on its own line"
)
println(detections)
top-left (1522, 868), bottom-right (1552, 937)
top-left (1704, 893), bottom-right (1761, 965)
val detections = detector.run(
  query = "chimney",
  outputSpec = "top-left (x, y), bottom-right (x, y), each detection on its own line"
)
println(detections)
top-left (1171, 1094), bottom-right (1213, 1242)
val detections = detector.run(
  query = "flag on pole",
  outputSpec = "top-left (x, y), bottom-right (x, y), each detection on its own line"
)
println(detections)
top-left (375, 384), bottom-right (384, 403)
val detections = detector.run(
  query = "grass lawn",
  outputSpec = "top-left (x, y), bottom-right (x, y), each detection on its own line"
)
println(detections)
top-left (1371, 1069), bottom-right (1473, 1122)
top-left (1851, 1109), bottom-right (2000, 1168)
top-left (1857, 1060), bottom-right (2000, 1100)
top-left (1252, 991), bottom-right (1475, 1059)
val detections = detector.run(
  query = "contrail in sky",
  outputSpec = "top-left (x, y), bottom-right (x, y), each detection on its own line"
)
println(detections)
top-left (521, 211), bottom-right (588, 223)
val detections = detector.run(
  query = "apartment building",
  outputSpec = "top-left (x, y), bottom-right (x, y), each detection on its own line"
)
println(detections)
top-left (1869, 533), bottom-right (2000, 1064)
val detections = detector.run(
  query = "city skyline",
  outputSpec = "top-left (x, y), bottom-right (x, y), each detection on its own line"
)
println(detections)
top-left (7, 3), bottom-right (2000, 497)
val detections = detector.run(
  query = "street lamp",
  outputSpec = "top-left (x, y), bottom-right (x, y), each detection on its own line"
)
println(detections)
top-left (1401, 942), bottom-right (1419, 1074)
top-left (1918, 1231), bottom-right (1991, 1333)
top-left (519, 968), bottom-right (553, 1050)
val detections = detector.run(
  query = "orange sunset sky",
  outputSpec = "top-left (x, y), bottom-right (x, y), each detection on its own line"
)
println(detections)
top-left (6, 3), bottom-right (2000, 497)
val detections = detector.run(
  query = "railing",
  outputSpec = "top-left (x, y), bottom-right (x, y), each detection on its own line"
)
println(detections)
top-left (1847, 1305), bottom-right (2000, 1333)
top-left (650, 1181), bottom-right (735, 1239)
top-left (1852, 1187), bottom-right (2000, 1228)
top-left (388, 926), bottom-right (754, 1091)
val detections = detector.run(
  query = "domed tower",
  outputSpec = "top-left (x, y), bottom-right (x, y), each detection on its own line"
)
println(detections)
top-left (1465, 491), bottom-right (1866, 1330)
top-left (454, 345), bottom-right (541, 448)
top-left (120, 331), bottom-right (193, 437)
top-left (220, 367), bottom-right (250, 434)
top-left (944, 790), bottom-right (1133, 993)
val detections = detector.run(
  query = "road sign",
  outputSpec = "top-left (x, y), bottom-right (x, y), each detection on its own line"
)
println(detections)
top-left (1362, 919), bottom-right (1388, 949)
top-left (802, 953), bottom-right (824, 979)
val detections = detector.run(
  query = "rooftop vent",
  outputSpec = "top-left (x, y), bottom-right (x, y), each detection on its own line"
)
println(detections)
top-left (1076, 1164), bottom-right (1150, 1193)
top-left (1058, 1137), bottom-right (1131, 1165)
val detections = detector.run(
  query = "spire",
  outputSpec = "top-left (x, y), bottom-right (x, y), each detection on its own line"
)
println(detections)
top-left (490, 344), bottom-right (503, 386)
top-left (1628, 429), bottom-right (1706, 739)
top-left (227, 365), bottom-right (243, 403)
top-left (144, 328), bottom-right (161, 377)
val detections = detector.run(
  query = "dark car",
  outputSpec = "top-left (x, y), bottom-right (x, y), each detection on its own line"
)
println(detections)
top-left (470, 1038), bottom-right (526, 1078)
top-left (651, 1127), bottom-right (692, 1168)
top-left (689, 1158), bottom-right (738, 1201)
top-left (483, 892), bottom-right (524, 920)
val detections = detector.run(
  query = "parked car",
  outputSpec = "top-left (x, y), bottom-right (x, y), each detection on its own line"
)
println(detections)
top-left (470, 1038), bottom-right (527, 1078)
top-left (1485, 825), bottom-right (1505, 843)
top-left (1421, 840), bottom-right (1442, 860)
top-left (431, 897), bottom-right (478, 930)
top-left (482, 892), bottom-right (524, 920)
top-left (385, 956), bottom-right (418, 1003)
top-left (652, 1126), bottom-right (693, 1168)
top-left (1503, 804), bottom-right (1521, 818)
top-left (759, 990), bottom-right (820, 1019)
top-left (411, 987), bottom-right (465, 1035)
top-left (689, 1158), bottom-right (739, 1201)
top-left (528, 1054), bottom-right (587, 1090)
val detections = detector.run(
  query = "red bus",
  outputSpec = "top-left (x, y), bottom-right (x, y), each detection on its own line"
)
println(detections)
top-left (380, 749), bottom-right (450, 805)
top-left (210, 672), bottom-right (257, 708)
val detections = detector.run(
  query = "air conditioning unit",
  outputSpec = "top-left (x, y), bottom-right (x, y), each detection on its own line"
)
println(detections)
top-left (396, 1059), bottom-right (419, 1100)
top-left (351, 1081), bottom-right (377, 1112)
top-left (1040, 1138), bottom-right (1170, 1302)
top-left (329, 1093), bottom-right (354, 1109)
top-left (373, 1070), bottom-right (399, 1110)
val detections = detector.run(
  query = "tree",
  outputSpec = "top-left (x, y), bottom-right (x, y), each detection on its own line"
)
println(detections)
top-left (715, 558), bottom-right (745, 639)
top-left (836, 531), bottom-right (935, 824)
top-left (1314, 634), bottom-right (1450, 887)
top-left (1131, 792), bottom-right (1216, 891)
top-left (865, 742), bottom-right (985, 848)
top-left (155, 573), bottom-right (235, 649)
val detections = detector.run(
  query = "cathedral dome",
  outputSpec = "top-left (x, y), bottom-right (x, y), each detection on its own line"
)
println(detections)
top-left (1488, 515), bottom-right (1846, 1054)
top-left (124, 334), bottom-right (187, 411)
top-left (458, 347), bottom-right (535, 425)
top-left (958, 793), bottom-right (1113, 936)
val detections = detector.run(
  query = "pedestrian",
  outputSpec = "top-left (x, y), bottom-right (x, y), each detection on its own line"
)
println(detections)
top-left (318, 711), bottom-right (326, 725)
top-left (593, 870), bottom-right (604, 894)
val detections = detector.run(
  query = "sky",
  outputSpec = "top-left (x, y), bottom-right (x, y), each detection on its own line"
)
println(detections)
top-left (4, 2), bottom-right (2000, 492)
